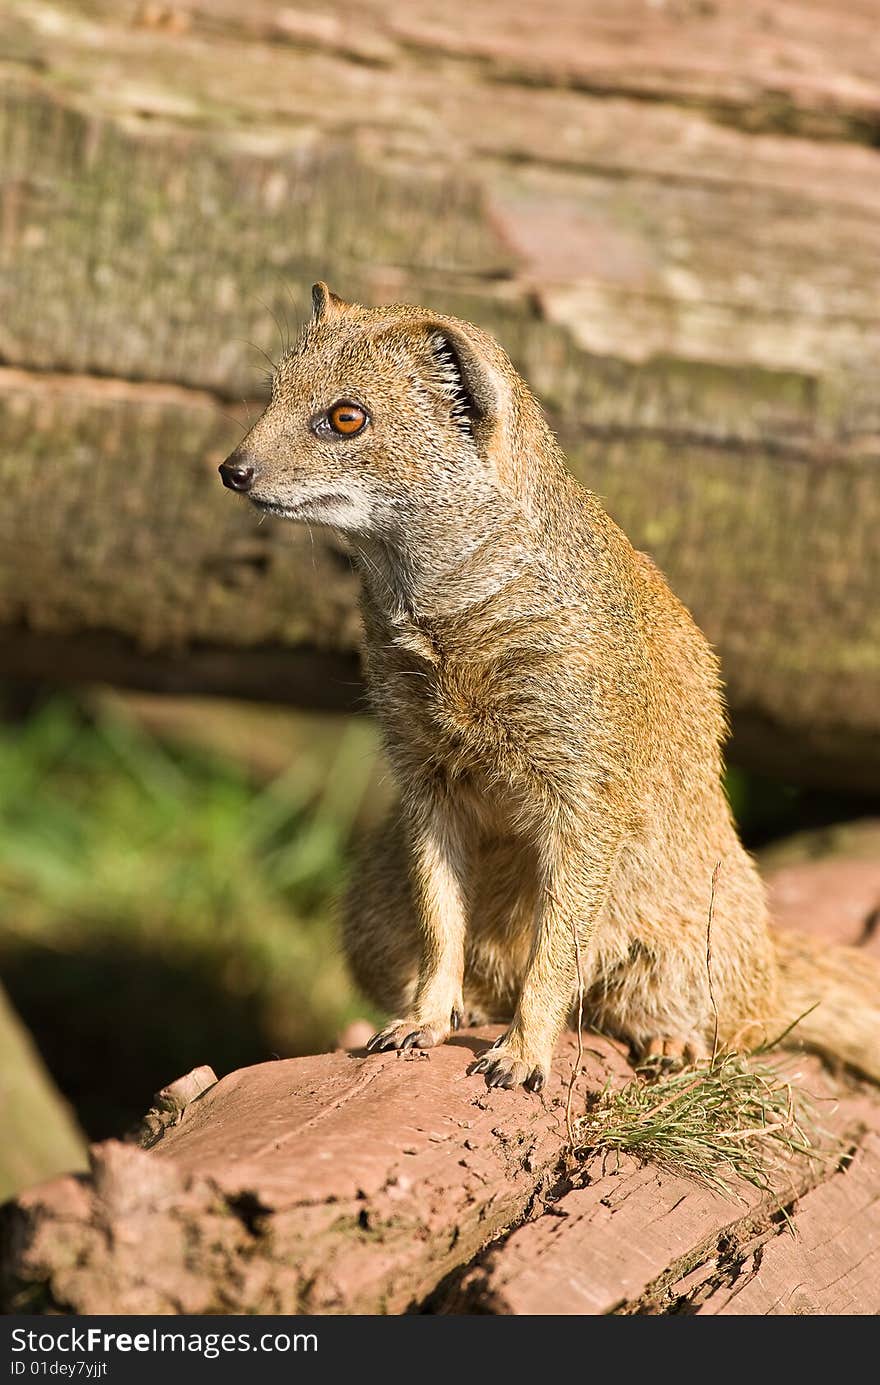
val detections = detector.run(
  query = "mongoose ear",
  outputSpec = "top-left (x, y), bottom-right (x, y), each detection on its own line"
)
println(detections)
top-left (311, 282), bottom-right (350, 322)
top-left (424, 322), bottom-right (509, 440)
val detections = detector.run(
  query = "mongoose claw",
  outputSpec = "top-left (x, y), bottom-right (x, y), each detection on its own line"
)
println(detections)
top-left (365, 1018), bottom-right (448, 1053)
top-left (470, 1048), bottom-right (548, 1093)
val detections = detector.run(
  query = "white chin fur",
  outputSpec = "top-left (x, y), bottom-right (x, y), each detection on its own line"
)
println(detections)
top-left (251, 494), bottom-right (373, 532)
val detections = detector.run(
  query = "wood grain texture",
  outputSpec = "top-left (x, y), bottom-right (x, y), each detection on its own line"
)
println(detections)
top-left (698, 1133), bottom-right (880, 1315)
top-left (434, 1057), bottom-right (880, 1314)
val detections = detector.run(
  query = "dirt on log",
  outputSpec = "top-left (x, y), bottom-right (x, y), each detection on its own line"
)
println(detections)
top-left (3, 856), bottom-right (880, 1317)
top-left (1, 1), bottom-right (879, 792)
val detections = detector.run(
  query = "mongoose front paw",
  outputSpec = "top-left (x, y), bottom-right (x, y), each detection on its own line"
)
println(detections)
top-left (366, 1013), bottom-right (456, 1053)
top-left (470, 1040), bottom-right (547, 1092)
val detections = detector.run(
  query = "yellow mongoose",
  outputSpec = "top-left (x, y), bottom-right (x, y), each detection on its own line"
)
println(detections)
top-left (220, 283), bottom-right (880, 1091)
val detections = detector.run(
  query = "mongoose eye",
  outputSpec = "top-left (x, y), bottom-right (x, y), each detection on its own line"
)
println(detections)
top-left (327, 401), bottom-right (368, 436)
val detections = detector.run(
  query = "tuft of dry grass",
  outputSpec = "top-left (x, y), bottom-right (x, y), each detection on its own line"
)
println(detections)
top-left (570, 862), bottom-right (832, 1197)
top-left (573, 1046), bottom-right (829, 1197)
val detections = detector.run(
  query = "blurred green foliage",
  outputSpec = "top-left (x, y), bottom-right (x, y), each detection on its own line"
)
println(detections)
top-left (0, 694), bottom-right (379, 1138)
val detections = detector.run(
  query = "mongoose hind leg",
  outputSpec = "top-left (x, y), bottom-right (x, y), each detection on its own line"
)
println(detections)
top-left (587, 944), bottom-right (718, 1073)
top-left (634, 1033), bottom-right (708, 1071)
top-left (342, 814), bottom-right (421, 1019)
top-left (344, 810), bottom-right (496, 1051)
top-left (587, 857), bottom-right (776, 1073)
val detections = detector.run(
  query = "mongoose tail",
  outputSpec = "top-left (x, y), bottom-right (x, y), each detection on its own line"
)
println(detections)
top-left (773, 930), bottom-right (880, 1082)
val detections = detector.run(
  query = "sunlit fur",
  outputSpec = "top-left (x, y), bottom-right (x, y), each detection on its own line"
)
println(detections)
top-left (223, 283), bottom-right (880, 1090)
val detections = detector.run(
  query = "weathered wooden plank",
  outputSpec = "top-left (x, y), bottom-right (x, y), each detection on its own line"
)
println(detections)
top-left (0, 1031), bottom-right (633, 1315)
top-left (3, 18), bottom-right (879, 402)
top-left (431, 887), bottom-right (880, 1316)
top-left (17, 0), bottom-right (880, 146)
top-left (0, 369), bottom-right (359, 655)
top-left (434, 1061), bottom-right (880, 1315)
top-left (442, 1152), bottom-right (799, 1315)
top-left (766, 859), bottom-right (880, 958)
top-left (3, 875), bottom-right (878, 1316)
top-left (5, 1034), bottom-right (877, 1316)
top-left (1, 3), bottom-right (878, 789)
top-left (697, 1133), bottom-right (880, 1315)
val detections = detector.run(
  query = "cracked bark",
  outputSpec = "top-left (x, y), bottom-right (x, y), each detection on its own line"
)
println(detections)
top-left (3, 1037), bottom-right (879, 1316)
top-left (427, 1076), bottom-right (880, 1316)
top-left (0, 1032), bottom-right (635, 1314)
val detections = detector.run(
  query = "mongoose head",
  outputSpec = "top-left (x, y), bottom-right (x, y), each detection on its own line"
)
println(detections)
top-left (219, 284), bottom-right (531, 539)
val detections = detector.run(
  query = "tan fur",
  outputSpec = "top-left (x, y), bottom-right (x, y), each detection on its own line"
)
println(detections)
top-left (221, 283), bottom-right (880, 1090)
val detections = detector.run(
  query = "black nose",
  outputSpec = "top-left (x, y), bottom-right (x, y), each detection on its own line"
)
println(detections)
top-left (219, 457), bottom-right (255, 493)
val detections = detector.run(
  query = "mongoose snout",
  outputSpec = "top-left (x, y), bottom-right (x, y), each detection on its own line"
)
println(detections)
top-left (218, 451), bottom-right (256, 493)
top-left (218, 280), bottom-right (880, 1093)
